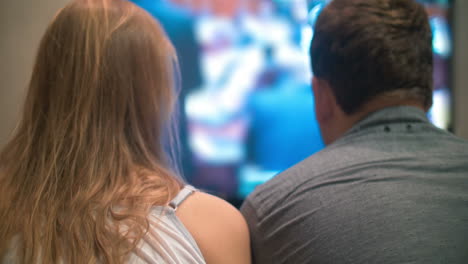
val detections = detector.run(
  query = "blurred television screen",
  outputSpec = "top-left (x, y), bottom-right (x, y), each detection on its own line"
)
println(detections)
top-left (135, 0), bottom-right (453, 201)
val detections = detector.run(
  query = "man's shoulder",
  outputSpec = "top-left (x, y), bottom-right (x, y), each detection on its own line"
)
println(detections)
top-left (429, 127), bottom-right (468, 154)
top-left (243, 126), bottom-right (468, 218)
top-left (243, 145), bottom-right (348, 217)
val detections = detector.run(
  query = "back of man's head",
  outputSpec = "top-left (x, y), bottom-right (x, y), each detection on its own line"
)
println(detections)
top-left (311, 0), bottom-right (433, 115)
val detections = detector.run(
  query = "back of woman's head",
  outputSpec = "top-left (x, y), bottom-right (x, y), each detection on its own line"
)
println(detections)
top-left (0, 0), bottom-right (182, 262)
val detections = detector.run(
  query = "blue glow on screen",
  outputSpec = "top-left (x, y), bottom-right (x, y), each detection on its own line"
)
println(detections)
top-left (186, 0), bottom-right (326, 198)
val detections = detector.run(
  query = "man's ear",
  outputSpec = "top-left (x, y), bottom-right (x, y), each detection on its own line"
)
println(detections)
top-left (312, 77), bottom-right (334, 124)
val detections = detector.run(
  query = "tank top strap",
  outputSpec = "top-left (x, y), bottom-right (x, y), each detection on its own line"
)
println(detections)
top-left (168, 185), bottom-right (196, 211)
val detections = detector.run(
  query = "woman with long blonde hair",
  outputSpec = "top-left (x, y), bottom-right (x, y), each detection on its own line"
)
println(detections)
top-left (0, 0), bottom-right (250, 263)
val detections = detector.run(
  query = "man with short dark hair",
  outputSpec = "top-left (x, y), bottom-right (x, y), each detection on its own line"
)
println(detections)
top-left (241, 0), bottom-right (468, 263)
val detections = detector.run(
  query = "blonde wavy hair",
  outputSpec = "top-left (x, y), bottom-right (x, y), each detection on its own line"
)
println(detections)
top-left (0, 0), bottom-right (183, 262)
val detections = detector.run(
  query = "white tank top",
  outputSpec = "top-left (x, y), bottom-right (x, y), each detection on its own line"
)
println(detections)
top-left (128, 185), bottom-right (206, 264)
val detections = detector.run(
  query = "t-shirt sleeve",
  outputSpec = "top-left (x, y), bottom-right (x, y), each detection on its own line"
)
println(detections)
top-left (240, 198), bottom-right (263, 264)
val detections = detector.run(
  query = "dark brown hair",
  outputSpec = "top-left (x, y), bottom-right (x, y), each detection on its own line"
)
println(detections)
top-left (0, 0), bottom-right (182, 263)
top-left (311, 0), bottom-right (433, 114)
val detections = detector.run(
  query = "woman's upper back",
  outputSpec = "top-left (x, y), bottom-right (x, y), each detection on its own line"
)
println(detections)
top-left (171, 190), bottom-right (251, 264)
top-left (128, 186), bottom-right (206, 264)
top-left (3, 186), bottom-right (250, 264)
top-left (122, 185), bottom-right (252, 264)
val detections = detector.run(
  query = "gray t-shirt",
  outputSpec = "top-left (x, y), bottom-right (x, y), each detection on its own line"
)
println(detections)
top-left (241, 106), bottom-right (468, 264)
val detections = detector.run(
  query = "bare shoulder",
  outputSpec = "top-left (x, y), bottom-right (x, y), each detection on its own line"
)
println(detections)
top-left (176, 191), bottom-right (251, 264)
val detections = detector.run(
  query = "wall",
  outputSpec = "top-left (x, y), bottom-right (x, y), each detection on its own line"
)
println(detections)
top-left (453, 0), bottom-right (468, 139)
top-left (0, 0), bottom-right (68, 148)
